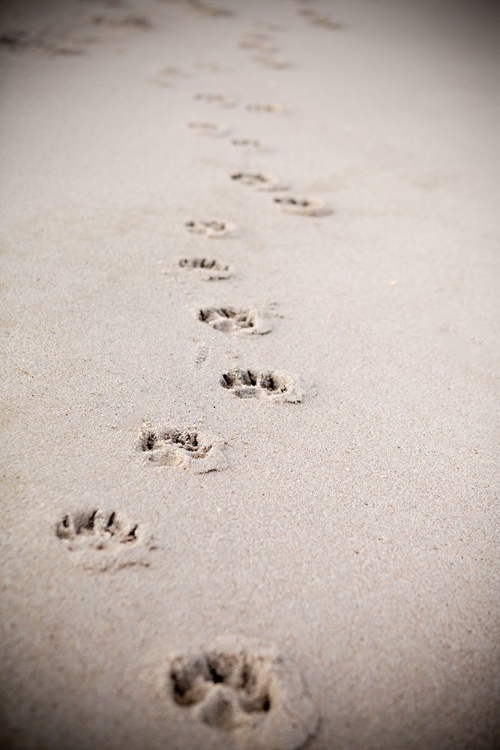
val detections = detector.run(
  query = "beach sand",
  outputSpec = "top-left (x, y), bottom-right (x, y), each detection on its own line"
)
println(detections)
top-left (1, 1), bottom-right (499, 748)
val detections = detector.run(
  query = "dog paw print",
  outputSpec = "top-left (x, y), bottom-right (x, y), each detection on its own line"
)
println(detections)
top-left (298, 7), bottom-right (342, 30)
top-left (193, 92), bottom-right (235, 108)
top-left (252, 54), bottom-right (291, 70)
top-left (238, 31), bottom-right (277, 52)
top-left (175, 257), bottom-right (232, 281)
top-left (56, 510), bottom-right (152, 570)
top-left (150, 65), bottom-right (189, 87)
top-left (230, 172), bottom-right (285, 191)
top-left (187, 121), bottom-right (230, 138)
top-left (198, 307), bottom-right (271, 335)
top-left (185, 220), bottom-right (235, 238)
top-left (167, 636), bottom-right (318, 750)
top-left (231, 138), bottom-right (261, 148)
top-left (220, 368), bottom-right (302, 402)
top-left (274, 195), bottom-right (329, 216)
top-left (139, 425), bottom-right (227, 472)
top-left (245, 103), bottom-right (281, 114)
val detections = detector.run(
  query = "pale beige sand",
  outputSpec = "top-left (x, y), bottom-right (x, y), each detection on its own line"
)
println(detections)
top-left (1, 0), bottom-right (499, 748)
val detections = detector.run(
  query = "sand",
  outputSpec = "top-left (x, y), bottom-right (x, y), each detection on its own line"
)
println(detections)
top-left (1, 0), bottom-right (499, 748)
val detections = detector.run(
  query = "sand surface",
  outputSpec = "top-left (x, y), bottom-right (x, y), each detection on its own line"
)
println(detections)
top-left (1, 1), bottom-right (499, 748)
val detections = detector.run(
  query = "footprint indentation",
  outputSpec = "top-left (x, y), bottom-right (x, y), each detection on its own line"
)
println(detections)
top-left (194, 92), bottom-right (234, 108)
top-left (252, 55), bottom-right (290, 70)
top-left (245, 103), bottom-right (280, 114)
top-left (230, 172), bottom-right (282, 191)
top-left (274, 195), bottom-right (328, 216)
top-left (56, 510), bottom-right (152, 569)
top-left (139, 425), bottom-right (227, 472)
top-left (199, 307), bottom-right (270, 334)
top-left (220, 368), bottom-right (302, 402)
top-left (185, 220), bottom-right (234, 238)
top-left (167, 636), bottom-right (318, 749)
top-left (231, 138), bottom-right (260, 148)
top-left (187, 121), bottom-right (229, 138)
top-left (177, 257), bottom-right (232, 280)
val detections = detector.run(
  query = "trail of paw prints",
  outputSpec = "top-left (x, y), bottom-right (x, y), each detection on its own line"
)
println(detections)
top-left (139, 424), bottom-right (228, 472)
top-left (56, 509), bottom-right (153, 571)
top-left (220, 368), bottom-right (302, 402)
top-left (198, 307), bottom-right (271, 335)
top-left (230, 171), bottom-right (330, 217)
top-left (166, 636), bottom-right (318, 750)
top-left (165, 256), bottom-right (232, 281)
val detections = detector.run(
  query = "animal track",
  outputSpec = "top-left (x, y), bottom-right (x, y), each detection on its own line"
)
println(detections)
top-left (185, 220), bottom-right (234, 238)
top-left (91, 13), bottom-right (152, 29)
top-left (220, 368), bottom-right (302, 402)
top-left (245, 103), bottom-right (280, 114)
top-left (187, 121), bottom-right (229, 138)
top-left (274, 195), bottom-right (328, 216)
top-left (150, 65), bottom-right (189, 87)
top-left (176, 257), bottom-right (232, 280)
top-left (139, 425), bottom-right (227, 472)
top-left (0, 29), bottom-right (84, 56)
top-left (56, 510), bottom-right (152, 570)
top-left (252, 54), bottom-right (290, 70)
top-left (198, 307), bottom-right (271, 334)
top-left (231, 138), bottom-right (260, 148)
top-left (194, 92), bottom-right (235, 108)
top-left (167, 636), bottom-right (318, 749)
top-left (298, 7), bottom-right (342, 30)
top-left (230, 172), bottom-right (283, 191)
top-left (186, 0), bottom-right (233, 17)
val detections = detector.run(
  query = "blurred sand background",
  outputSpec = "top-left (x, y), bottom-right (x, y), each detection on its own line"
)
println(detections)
top-left (0, 0), bottom-right (499, 748)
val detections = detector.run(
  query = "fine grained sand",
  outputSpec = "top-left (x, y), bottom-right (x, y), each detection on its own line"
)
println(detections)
top-left (1, 0), bottom-right (499, 748)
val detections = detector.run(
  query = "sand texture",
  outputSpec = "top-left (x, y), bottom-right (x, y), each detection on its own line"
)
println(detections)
top-left (1, 0), bottom-right (499, 748)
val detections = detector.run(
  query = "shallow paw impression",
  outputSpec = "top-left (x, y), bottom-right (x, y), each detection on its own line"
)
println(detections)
top-left (177, 257), bottom-right (232, 280)
top-left (245, 103), bottom-right (280, 114)
top-left (56, 510), bottom-right (152, 570)
top-left (220, 368), bottom-right (302, 402)
top-left (139, 425), bottom-right (227, 472)
top-left (198, 307), bottom-right (270, 335)
top-left (167, 636), bottom-right (318, 750)
top-left (274, 195), bottom-right (328, 216)
top-left (185, 220), bottom-right (234, 238)
top-left (187, 121), bottom-right (229, 138)
top-left (193, 92), bottom-right (234, 107)
top-left (230, 172), bottom-right (282, 191)
top-left (231, 138), bottom-right (260, 148)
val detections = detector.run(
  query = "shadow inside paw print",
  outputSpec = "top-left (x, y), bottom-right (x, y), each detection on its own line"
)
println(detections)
top-left (220, 368), bottom-right (302, 402)
top-left (139, 425), bottom-right (227, 472)
top-left (57, 509), bottom-right (139, 547)
top-left (166, 637), bottom-right (318, 749)
top-left (199, 307), bottom-right (270, 334)
top-left (56, 510), bottom-right (152, 569)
